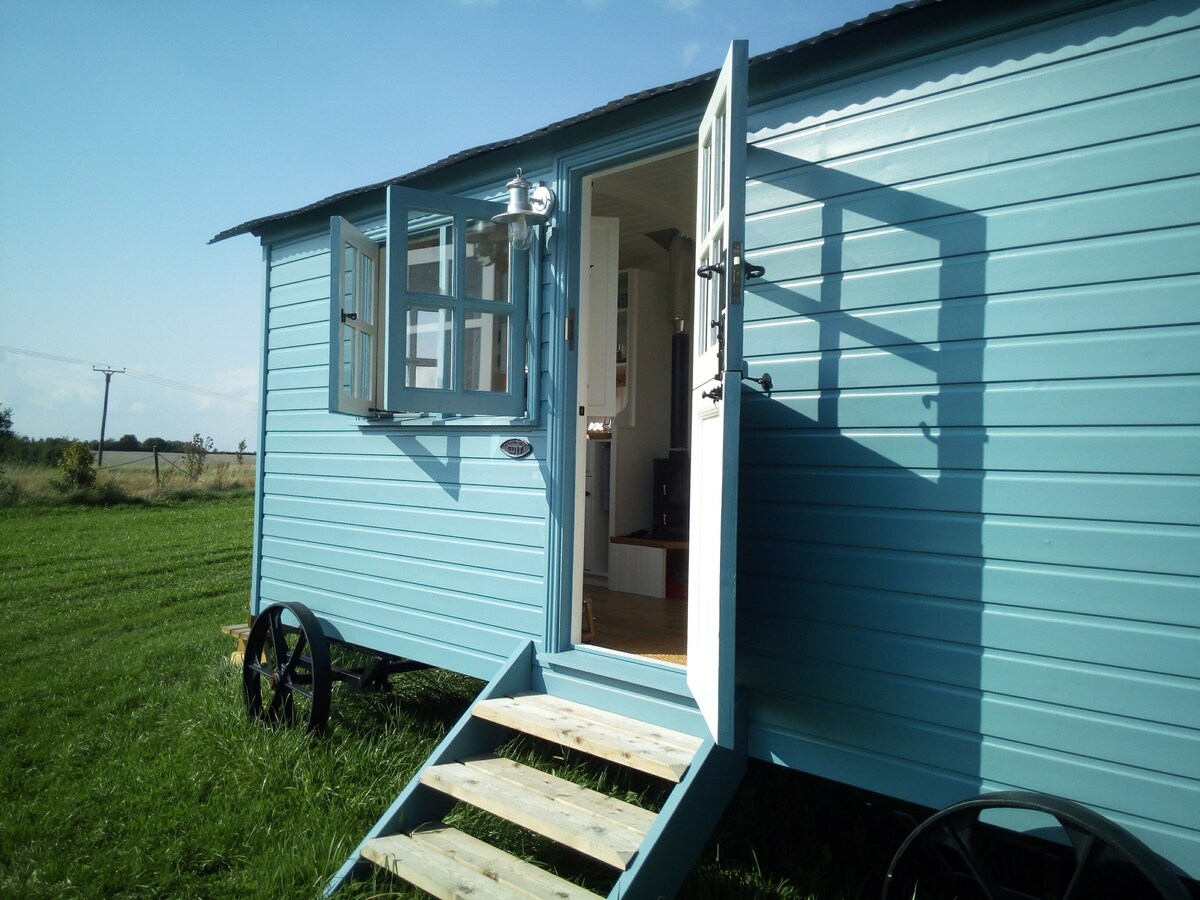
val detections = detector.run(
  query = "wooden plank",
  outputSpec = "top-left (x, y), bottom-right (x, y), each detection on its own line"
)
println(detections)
top-left (363, 826), bottom-right (603, 900)
top-left (609, 537), bottom-right (689, 550)
top-left (419, 757), bottom-right (650, 869)
top-left (463, 755), bottom-right (656, 835)
top-left (472, 694), bottom-right (701, 782)
top-left (361, 832), bottom-right (521, 900)
top-left (412, 824), bottom-right (603, 899)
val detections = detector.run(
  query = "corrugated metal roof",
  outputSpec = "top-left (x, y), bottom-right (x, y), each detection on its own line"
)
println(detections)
top-left (210, 0), bottom-right (936, 244)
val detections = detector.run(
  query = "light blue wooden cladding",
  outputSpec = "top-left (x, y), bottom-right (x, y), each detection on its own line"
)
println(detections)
top-left (740, 504), bottom-right (1200, 576)
top-left (739, 426), bottom-right (1197, 474)
top-left (262, 495), bottom-right (545, 548)
top-left (743, 278), bottom-right (1200, 354)
top-left (742, 377), bottom-right (1200, 428)
top-left (735, 0), bottom-right (1200, 879)
top-left (739, 467), bottom-right (1200, 526)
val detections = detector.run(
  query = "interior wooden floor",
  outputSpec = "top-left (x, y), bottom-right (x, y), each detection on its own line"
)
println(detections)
top-left (581, 585), bottom-right (687, 665)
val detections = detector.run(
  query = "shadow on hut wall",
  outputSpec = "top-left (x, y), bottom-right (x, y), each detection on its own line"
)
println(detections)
top-left (736, 142), bottom-right (989, 809)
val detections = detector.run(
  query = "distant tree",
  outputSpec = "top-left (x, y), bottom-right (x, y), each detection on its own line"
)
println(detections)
top-left (183, 433), bottom-right (215, 481)
top-left (142, 437), bottom-right (166, 451)
top-left (54, 442), bottom-right (96, 491)
top-left (0, 406), bottom-right (14, 459)
top-left (236, 439), bottom-right (247, 465)
top-left (115, 433), bottom-right (140, 451)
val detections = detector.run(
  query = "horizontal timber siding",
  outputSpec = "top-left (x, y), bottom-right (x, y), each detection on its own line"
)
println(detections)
top-left (255, 225), bottom-right (551, 678)
top-left (738, 0), bottom-right (1200, 877)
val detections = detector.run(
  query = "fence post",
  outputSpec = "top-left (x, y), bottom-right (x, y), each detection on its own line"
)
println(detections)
top-left (154, 448), bottom-right (160, 485)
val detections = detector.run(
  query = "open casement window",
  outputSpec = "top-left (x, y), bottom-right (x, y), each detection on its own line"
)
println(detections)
top-left (384, 185), bottom-right (528, 418)
top-left (329, 217), bottom-right (382, 417)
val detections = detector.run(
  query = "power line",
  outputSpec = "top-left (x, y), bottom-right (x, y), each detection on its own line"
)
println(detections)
top-left (0, 344), bottom-right (256, 406)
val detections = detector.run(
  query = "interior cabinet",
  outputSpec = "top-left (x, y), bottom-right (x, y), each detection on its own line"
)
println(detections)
top-left (608, 269), bottom-right (669, 539)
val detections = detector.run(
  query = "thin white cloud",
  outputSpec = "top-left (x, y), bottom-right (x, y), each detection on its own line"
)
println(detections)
top-left (680, 40), bottom-right (702, 66)
top-left (665, 0), bottom-right (700, 11)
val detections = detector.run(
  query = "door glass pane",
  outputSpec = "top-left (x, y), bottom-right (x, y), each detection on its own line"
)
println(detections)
top-left (407, 210), bottom-right (454, 296)
top-left (406, 306), bottom-right (452, 389)
top-left (713, 104), bottom-right (726, 223)
top-left (465, 219), bottom-right (510, 303)
top-left (464, 311), bottom-right (508, 393)
top-left (701, 234), bottom-right (723, 353)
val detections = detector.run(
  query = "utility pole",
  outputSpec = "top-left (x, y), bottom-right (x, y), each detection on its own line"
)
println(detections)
top-left (92, 366), bottom-right (124, 468)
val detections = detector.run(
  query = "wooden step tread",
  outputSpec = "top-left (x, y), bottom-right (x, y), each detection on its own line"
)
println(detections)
top-left (472, 693), bottom-right (702, 782)
top-left (363, 825), bottom-right (603, 900)
top-left (420, 756), bottom-right (654, 869)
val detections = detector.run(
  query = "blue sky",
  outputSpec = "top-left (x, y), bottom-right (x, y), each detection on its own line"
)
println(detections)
top-left (1, 0), bottom-right (893, 451)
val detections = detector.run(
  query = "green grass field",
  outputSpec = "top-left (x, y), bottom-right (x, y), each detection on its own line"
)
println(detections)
top-left (0, 496), bottom-right (902, 899)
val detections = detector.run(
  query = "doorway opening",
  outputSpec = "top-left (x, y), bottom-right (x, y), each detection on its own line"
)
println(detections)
top-left (573, 148), bottom-right (698, 666)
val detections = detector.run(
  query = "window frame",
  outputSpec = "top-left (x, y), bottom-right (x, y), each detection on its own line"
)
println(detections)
top-left (327, 185), bottom-right (539, 425)
top-left (328, 216), bottom-right (383, 417)
top-left (385, 185), bottom-right (528, 418)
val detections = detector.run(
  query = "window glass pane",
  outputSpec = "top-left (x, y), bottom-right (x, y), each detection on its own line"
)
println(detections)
top-left (358, 331), bottom-right (373, 400)
top-left (342, 324), bottom-right (354, 394)
top-left (406, 306), bottom-right (452, 390)
top-left (343, 244), bottom-right (357, 317)
top-left (407, 210), bottom-right (454, 296)
top-left (359, 253), bottom-right (374, 325)
top-left (464, 310), bottom-right (508, 393)
top-left (465, 219), bottom-right (510, 303)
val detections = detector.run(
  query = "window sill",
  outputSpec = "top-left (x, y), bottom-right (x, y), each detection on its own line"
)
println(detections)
top-left (357, 412), bottom-right (539, 430)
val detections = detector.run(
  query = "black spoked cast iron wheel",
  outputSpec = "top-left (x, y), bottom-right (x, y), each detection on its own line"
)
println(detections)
top-left (242, 601), bottom-right (331, 733)
top-left (883, 791), bottom-right (1189, 900)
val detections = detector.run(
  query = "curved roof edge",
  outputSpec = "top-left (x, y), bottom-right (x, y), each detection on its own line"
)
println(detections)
top-left (210, 0), bottom-right (933, 244)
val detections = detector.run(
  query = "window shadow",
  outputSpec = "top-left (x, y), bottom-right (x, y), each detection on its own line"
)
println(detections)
top-left (737, 143), bottom-right (989, 806)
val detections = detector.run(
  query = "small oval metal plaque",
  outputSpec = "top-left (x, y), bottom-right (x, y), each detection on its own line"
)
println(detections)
top-left (500, 438), bottom-right (532, 459)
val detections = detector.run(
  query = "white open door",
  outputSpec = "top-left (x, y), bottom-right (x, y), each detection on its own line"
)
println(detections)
top-left (687, 41), bottom-right (748, 747)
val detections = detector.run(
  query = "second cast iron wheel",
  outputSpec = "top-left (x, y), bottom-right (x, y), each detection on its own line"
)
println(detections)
top-left (242, 601), bottom-right (331, 733)
top-left (882, 791), bottom-right (1189, 900)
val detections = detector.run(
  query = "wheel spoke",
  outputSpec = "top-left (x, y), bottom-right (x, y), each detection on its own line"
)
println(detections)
top-left (266, 684), bottom-right (288, 720)
top-left (1061, 826), bottom-right (1100, 900)
top-left (268, 614), bottom-right (288, 665)
top-left (245, 660), bottom-right (274, 678)
top-left (282, 632), bottom-right (308, 678)
top-left (940, 814), bottom-right (1002, 900)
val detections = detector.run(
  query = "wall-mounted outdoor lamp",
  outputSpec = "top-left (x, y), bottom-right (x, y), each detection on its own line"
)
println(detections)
top-left (492, 168), bottom-right (555, 251)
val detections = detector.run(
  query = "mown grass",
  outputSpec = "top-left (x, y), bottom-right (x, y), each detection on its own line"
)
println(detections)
top-left (0, 497), bottom-right (905, 898)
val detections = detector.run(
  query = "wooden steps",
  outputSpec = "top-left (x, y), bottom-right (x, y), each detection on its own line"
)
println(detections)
top-left (358, 691), bottom-right (704, 898)
top-left (421, 755), bottom-right (653, 868)
top-left (363, 825), bottom-right (603, 900)
top-left (472, 693), bottom-right (702, 782)
top-left (220, 621), bottom-right (252, 666)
